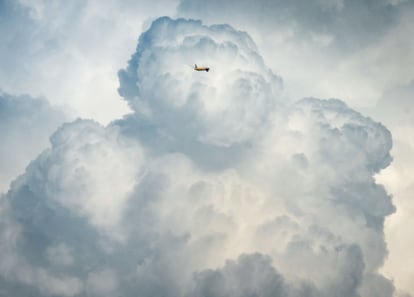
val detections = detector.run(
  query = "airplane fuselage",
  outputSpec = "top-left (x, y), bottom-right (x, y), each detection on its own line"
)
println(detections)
top-left (194, 64), bottom-right (209, 72)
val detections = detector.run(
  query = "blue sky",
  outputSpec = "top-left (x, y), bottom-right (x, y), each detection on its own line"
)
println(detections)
top-left (1, 1), bottom-right (414, 296)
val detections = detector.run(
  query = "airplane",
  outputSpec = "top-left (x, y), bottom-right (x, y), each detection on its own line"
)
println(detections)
top-left (193, 64), bottom-right (210, 72)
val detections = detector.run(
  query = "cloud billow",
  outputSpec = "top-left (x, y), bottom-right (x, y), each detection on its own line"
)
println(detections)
top-left (118, 17), bottom-right (283, 148)
top-left (0, 17), bottom-right (397, 297)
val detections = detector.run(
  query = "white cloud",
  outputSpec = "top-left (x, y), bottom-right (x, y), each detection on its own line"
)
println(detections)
top-left (23, 119), bottom-right (144, 237)
top-left (86, 269), bottom-right (119, 297)
top-left (0, 119), bottom-right (145, 296)
top-left (118, 17), bottom-right (282, 148)
top-left (176, 3), bottom-right (414, 295)
top-left (0, 0), bottom-right (410, 293)
top-left (0, 92), bottom-right (68, 193)
top-left (368, 81), bottom-right (414, 295)
top-left (0, 17), bottom-right (400, 296)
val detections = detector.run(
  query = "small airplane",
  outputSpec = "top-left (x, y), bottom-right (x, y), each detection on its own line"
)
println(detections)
top-left (193, 64), bottom-right (210, 72)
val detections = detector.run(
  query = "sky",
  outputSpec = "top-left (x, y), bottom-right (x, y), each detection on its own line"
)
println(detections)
top-left (1, 0), bottom-right (413, 296)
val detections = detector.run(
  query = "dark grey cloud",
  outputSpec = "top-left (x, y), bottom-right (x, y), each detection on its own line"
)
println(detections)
top-left (177, 0), bottom-right (414, 112)
top-left (186, 253), bottom-right (310, 297)
top-left (178, 0), bottom-right (409, 51)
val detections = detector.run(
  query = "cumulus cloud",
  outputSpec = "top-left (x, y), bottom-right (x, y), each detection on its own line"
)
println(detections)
top-left (186, 253), bottom-right (316, 297)
top-left (0, 92), bottom-right (68, 192)
top-left (118, 17), bottom-right (282, 148)
top-left (0, 17), bottom-right (399, 297)
top-left (177, 2), bottom-right (414, 294)
top-left (0, 119), bottom-right (143, 296)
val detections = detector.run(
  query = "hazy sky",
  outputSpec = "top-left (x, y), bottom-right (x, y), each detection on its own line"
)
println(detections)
top-left (1, 0), bottom-right (413, 296)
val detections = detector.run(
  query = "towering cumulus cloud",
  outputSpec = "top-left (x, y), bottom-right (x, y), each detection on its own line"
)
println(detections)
top-left (0, 17), bottom-right (397, 296)
top-left (118, 17), bottom-right (282, 149)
